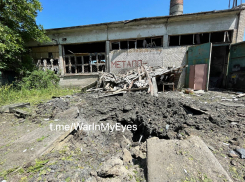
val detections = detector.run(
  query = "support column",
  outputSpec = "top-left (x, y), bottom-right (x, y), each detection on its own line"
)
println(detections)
top-left (237, 10), bottom-right (245, 43)
top-left (163, 35), bottom-right (168, 48)
top-left (58, 45), bottom-right (65, 76)
top-left (106, 41), bottom-right (110, 73)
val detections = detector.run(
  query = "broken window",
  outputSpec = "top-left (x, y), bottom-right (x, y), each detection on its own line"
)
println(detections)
top-left (169, 35), bottom-right (180, 46)
top-left (112, 42), bottom-right (120, 50)
top-left (71, 56), bottom-right (75, 65)
top-left (151, 37), bottom-right (162, 47)
top-left (84, 56), bottom-right (90, 64)
top-left (169, 31), bottom-right (233, 46)
top-left (194, 33), bottom-right (210, 44)
top-left (48, 52), bottom-right (53, 58)
top-left (111, 36), bottom-right (163, 50)
top-left (77, 57), bottom-right (82, 64)
top-left (211, 32), bottom-right (225, 43)
top-left (53, 59), bottom-right (58, 65)
top-left (71, 66), bottom-right (76, 73)
top-left (120, 41), bottom-right (128, 49)
top-left (63, 53), bottom-right (105, 74)
top-left (180, 34), bottom-right (193, 46)
top-left (224, 31), bottom-right (232, 43)
top-left (137, 39), bottom-right (144, 48)
top-left (128, 40), bottom-right (136, 49)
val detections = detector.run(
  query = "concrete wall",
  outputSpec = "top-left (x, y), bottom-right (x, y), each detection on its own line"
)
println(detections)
top-left (31, 46), bottom-right (59, 59)
top-left (110, 47), bottom-right (187, 74)
top-left (59, 75), bottom-right (99, 87)
top-left (237, 10), bottom-right (245, 42)
top-left (167, 15), bottom-right (237, 35)
top-left (108, 24), bottom-right (166, 40)
top-left (109, 46), bottom-right (188, 88)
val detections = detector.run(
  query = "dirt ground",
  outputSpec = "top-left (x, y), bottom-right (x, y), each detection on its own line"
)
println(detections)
top-left (0, 90), bottom-right (245, 182)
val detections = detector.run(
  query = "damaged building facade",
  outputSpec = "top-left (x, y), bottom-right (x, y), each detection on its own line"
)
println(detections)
top-left (27, 0), bottom-right (245, 90)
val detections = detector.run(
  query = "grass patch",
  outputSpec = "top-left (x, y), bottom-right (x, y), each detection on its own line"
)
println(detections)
top-left (36, 135), bottom-right (48, 142)
top-left (26, 159), bottom-right (49, 173)
top-left (0, 84), bottom-right (80, 106)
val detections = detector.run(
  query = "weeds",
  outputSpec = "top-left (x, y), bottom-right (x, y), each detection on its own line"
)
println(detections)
top-left (36, 136), bottom-right (47, 142)
top-left (0, 70), bottom-right (81, 106)
top-left (0, 84), bottom-right (80, 106)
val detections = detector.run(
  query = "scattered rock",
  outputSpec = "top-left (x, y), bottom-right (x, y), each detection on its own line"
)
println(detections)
top-left (229, 150), bottom-right (239, 158)
top-left (235, 148), bottom-right (245, 159)
top-left (123, 148), bottom-right (132, 164)
top-left (97, 157), bottom-right (134, 179)
top-left (123, 105), bottom-right (133, 112)
top-left (231, 160), bottom-right (238, 166)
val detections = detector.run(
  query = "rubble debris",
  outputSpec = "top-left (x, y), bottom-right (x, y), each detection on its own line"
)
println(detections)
top-left (235, 148), bottom-right (245, 159)
top-left (96, 65), bottom-right (186, 96)
top-left (0, 103), bottom-right (30, 113)
top-left (237, 93), bottom-right (245, 98)
top-left (228, 150), bottom-right (239, 158)
top-left (36, 98), bottom-right (70, 118)
top-left (238, 113), bottom-right (245, 117)
top-left (184, 88), bottom-right (194, 94)
top-left (10, 108), bottom-right (31, 119)
top-left (219, 102), bottom-right (245, 107)
top-left (97, 92), bottom-right (125, 98)
top-left (96, 157), bottom-right (134, 180)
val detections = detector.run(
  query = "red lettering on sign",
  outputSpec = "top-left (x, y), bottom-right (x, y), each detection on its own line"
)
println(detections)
top-left (122, 61), bottom-right (126, 68)
top-left (111, 60), bottom-right (145, 69)
top-left (116, 61), bottom-right (121, 68)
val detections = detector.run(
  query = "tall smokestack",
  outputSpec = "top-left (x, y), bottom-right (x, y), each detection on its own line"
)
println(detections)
top-left (170, 0), bottom-right (183, 16)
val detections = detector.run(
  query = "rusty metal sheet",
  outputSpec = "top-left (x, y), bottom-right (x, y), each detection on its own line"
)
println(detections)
top-left (227, 41), bottom-right (245, 91)
top-left (194, 64), bottom-right (208, 90)
top-left (186, 43), bottom-right (212, 91)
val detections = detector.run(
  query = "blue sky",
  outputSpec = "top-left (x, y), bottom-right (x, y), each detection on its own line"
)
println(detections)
top-left (37, 0), bottom-right (244, 29)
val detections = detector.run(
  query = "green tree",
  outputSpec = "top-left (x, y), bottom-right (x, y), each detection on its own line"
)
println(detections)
top-left (0, 0), bottom-right (50, 73)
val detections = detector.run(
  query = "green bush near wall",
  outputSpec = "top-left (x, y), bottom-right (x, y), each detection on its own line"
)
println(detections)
top-left (0, 70), bottom-right (80, 106)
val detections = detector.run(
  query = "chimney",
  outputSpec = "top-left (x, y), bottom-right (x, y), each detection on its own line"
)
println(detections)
top-left (170, 0), bottom-right (183, 16)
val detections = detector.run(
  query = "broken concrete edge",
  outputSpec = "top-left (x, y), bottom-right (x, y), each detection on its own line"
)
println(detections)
top-left (0, 103), bottom-right (30, 113)
top-left (12, 129), bottom-right (74, 173)
top-left (146, 135), bottom-right (233, 182)
top-left (81, 80), bottom-right (98, 93)
top-left (41, 130), bottom-right (73, 155)
top-left (10, 108), bottom-right (32, 119)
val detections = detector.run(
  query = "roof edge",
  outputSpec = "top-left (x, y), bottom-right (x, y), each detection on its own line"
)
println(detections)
top-left (46, 7), bottom-right (245, 32)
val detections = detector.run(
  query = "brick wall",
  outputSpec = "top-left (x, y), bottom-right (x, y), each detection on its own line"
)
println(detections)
top-left (237, 10), bottom-right (245, 42)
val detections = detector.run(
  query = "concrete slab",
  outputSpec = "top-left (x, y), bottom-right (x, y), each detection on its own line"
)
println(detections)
top-left (147, 136), bottom-right (233, 182)
top-left (0, 103), bottom-right (30, 113)
top-left (219, 102), bottom-right (244, 107)
top-left (59, 74), bottom-right (98, 88)
top-left (0, 106), bottom-right (80, 173)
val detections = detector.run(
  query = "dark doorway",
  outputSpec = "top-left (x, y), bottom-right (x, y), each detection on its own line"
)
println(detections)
top-left (209, 45), bottom-right (229, 89)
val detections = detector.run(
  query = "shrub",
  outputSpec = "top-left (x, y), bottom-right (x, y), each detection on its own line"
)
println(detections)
top-left (17, 70), bottom-right (60, 89)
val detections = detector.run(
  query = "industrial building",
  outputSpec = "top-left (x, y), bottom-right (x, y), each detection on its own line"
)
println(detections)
top-left (27, 0), bottom-right (245, 91)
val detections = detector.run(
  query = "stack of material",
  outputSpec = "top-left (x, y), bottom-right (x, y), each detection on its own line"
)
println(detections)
top-left (93, 65), bottom-right (186, 97)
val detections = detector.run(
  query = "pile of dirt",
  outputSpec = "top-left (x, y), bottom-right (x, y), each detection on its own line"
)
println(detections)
top-left (36, 98), bottom-right (70, 118)
top-left (81, 92), bottom-right (212, 141)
